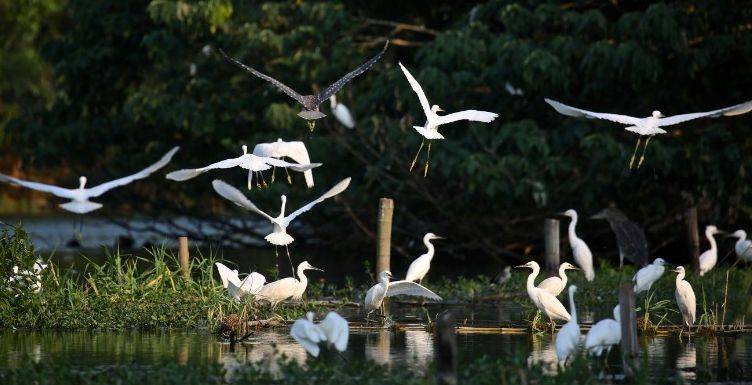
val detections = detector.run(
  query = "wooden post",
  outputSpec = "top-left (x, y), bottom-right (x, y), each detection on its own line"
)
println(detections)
top-left (544, 218), bottom-right (560, 277)
top-left (376, 198), bottom-right (393, 316)
top-left (435, 311), bottom-right (457, 385)
top-left (686, 207), bottom-right (700, 277)
top-left (619, 283), bottom-right (639, 377)
top-left (178, 236), bottom-right (190, 280)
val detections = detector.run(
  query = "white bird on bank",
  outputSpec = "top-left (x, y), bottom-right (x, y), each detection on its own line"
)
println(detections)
top-left (633, 258), bottom-right (669, 294)
top-left (729, 230), bottom-right (752, 262)
top-left (673, 266), bottom-right (696, 328)
top-left (544, 98), bottom-right (752, 170)
top-left (290, 311), bottom-right (349, 357)
top-left (0, 147), bottom-right (178, 214)
top-left (398, 62), bottom-right (499, 176)
top-left (560, 209), bottom-right (595, 281)
top-left (537, 262), bottom-right (579, 296)
top-left (214, 262), bottom-right (266, 300)
top-left (330, 95), bottom-right (356, 129)
top-left (585, 305), bottom-right (621, 356)
top-left (9, 260), bottom-right (48, 293)
top-left (555, 285), bottom-right (581, 362)
top-left (253, 139), bottom-right (318, 188)
top-left (364, 270), bottom-right (442, 317)
top-left (404, 233), bottom-right (443, 284)
top-left (516, 261), bottom-right (571, 325)
top-left (699, 225), bottom-right (722, 276)
top-left (256, 261), bottom-right (323, 304)
top-left (212, 177), bottom-right (351, 247)
top-left (166, 145), bottom-right (320, 190)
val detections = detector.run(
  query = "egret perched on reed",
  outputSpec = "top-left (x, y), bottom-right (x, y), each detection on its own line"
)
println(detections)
top-left (673, 266), bottom-right (696, 329)
top-left (167, 145), bottom-right (320, 189)
top-left (398, 62), bottom-right (499, 176)
top-left (555, 285), bottom-right (581, 362)
top-left (220, 41), bottom-right (388, 131)
top-left (252, 139), bottom-right (318, 188)
top-left (516, 261), bottom-right (571, 326)
top-left (290, 311), bottom-right (349, 357)
top-left (584, 305), bottom-right (621, 356)
top-left (544, 98), bottom-right (752, 169)
top-left (404, 233), bottom-right (443, 283)
top-left (633, 258), bottom-right (669, 294)
top-left (560, 209), bottom-right (595, 281)
top-left (364, 270), bottom-right (442, 319)
top-left (0, 147), bottom-right (178, 214)
top-left (211, 177), bottom-right (350, 248)
top-left (330, 95), bottom-right (355, 129)
top-left (215, 262), bottom-right (266, 300)
top-left (537, 262), bottom-right (579, 296)
top-left (729, 230), bottom-right (752, 262)
top-left (257, 261), bottom-right (322, 304)
top-left (699, 225), bottom-right (722, 276)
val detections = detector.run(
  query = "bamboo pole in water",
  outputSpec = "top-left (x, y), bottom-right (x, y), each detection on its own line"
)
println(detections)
top-left (619, 283), bottom-right (639, 377)
top-left (376, 198), bottom-right (393, 316)
top-left (686, 206), bottom-right (700, 277)
top-left (544, 218), bottom-right (560, 277)
top-left (435, 311), bottom-right (457, 385)
top-left (179, 236), bottom-right (190, 280)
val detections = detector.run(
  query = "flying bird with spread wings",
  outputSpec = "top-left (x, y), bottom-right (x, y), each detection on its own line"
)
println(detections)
top-left (544, 98), bottom-right (752, 170)
top-left (252, 139), bottom-right (317, 188)
top-left (219, 41), bottom-right (389, 131)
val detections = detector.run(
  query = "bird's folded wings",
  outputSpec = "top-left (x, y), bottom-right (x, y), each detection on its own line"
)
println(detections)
top-left (658, 100), bottom-right (752, 126)
top-left (398, 62), bottom-right (432, 116)
top-left (284, 177), bottom-right (351, 225)
top-left (219, 49), bottom-right (306, 105)
top-left (316, 41), bottom-right (389, 105)
top-left (385, 280), bottom-right (442, 301)
top-left (212, 179), bottom-right (273, 220)
top-left (0, 173), bottom-right (75, 198)
top-left (88, 146), bottom-right (179, 197)
top-left (544, 99), bottom-right (641, 125)
top-left (436, 110), bottom-right (499, 125)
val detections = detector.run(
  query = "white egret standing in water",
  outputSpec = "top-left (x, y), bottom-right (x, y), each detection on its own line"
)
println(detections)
top-left (516, 261), bottom-right (571, 327)
top-left (404, 233), bottom-right (443, 284)
top-left (364, 271), bottom-right (442, 319)
top-left (560, 209), bottom-right (595, 281)
top-left (256, 261), bottom-right (323, 305)
top-left (555, 285), bottom-right (581, 362)
top-left (544, 98), bottom-right (752, 170)
top-left (699, 225), bottom-right (722, 277)
top-left (728, 230), bottom-right (752, 262)
top-left (537, 262), bottom-right (579, 296)
top-left (633, 258), bottom-right (669, 294)
top-left (584, 305), bottom-right (621, 356)
top-left (673, 266), bottom-right (696, 330)
top-left (290, 311), bottom-right (349, 357)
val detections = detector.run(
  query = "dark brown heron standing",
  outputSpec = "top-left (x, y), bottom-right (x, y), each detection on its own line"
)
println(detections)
top-left (219, 41), bottom-right (389, 131)
top-left (591, 208), bottom-right (649, 267)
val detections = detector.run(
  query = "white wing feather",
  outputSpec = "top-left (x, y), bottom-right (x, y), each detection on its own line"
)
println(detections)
top-left (283, 177), bottom-right (351, 226)
top-left (239, 272), bottom-right (266, 294)
top-left (215, 262), bottom-right (241, 288)
top-left (318, 312), bottom-right (349, 352)
top-left (398, 62), bottom-right (432, 117)
top-left (166, 156), bottom-right (243, 181)
top-left (658, 100), bottom-right (752, 126)
top-left (435, 110), bottom-right (499, 125)
top-left (212, 179), bottom-right (273, 221)
top-left (385, 280), bottom-right (442, 301)
top-left (0, 173), bottom-right (75, 198)
top-left (544, 99), bottom-right (641, 126)
top-left (290, 319), bottom-right (325, 357)
top-left (252, 140), bottom-right (315, 187)
top-left (87, 147), bottom-right (179, 197)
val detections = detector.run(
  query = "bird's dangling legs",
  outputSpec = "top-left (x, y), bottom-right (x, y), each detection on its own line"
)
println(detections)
top-left (409, 140), bottom-right (425, 171)
top-left (284, 167), bottom-right (292, 184)
top-left (247, 171), bottom-right (253, 190)
top-left (423, 141), bottom-right (432, 178)
top-left (260, 172), bottom-right (268, 188)
top-left (274, 246), bottom-right (280, 279)
top-left (637, 136), bottom-right (653, 169)
top-left (286, 245), bottom-right (295, 277)
top-left (271, 166), bottom-right (276, 183)
top-left (256, 172), bottom-right (263, 188)
top-left (307, 121), bottom-right (316, 132)
top-left (628, 137), bottom-right (642, 170)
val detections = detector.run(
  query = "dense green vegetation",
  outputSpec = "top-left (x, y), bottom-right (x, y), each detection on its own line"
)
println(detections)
top-left (1, 1), bottom-right (751, 265)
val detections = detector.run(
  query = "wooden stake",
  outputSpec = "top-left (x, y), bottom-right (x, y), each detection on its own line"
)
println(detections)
top-left (619, 283), bottom-right (639, 377)
top-left (435, 311), bottom-right (457, 385)
top-left (544, 218), bottom-right (560, 277)
top-left (686, 207), bottom-right (700, 277)
top-left (179, 236), bottom-right (190, 280)
top-left (376, 198), bottom-right (393, 316)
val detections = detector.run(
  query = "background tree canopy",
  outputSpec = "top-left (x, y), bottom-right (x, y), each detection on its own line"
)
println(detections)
top-left (2, 0), bottom-right (752, 266)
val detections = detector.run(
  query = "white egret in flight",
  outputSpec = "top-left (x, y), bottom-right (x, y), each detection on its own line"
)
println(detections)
top-left (330, 95), bottom-right (356, 129)
top-left (728, 230), bottom-right (752, 262)
top-left (544, 98), bottom-right (752, 170)
top-left (214, 262), bottom-right (266, 300)
top-left (219, 41), bottom-right (388, 131)
top-left (253, 139), bottom-right (318, 188)
top-left (398, 62), bottom-right (499, 176)
top-left (516, 261), bottom-right (571, 327)
top-left (560, 209), bottom-right (595, 281)
top-left (364, 270), bottom-right (442, 319)
top-left (404, 232), bottom-right (443, 284)
top-left (699, 225), bottom-right (723, 277)
top-left (290, 311), bottom-right (349, 357)
top-left (633, 258), bottom-right (669, 294)
top-left (585, 305), bottom-right (621, 356)
top-left (0, 147), bottom-right (178, 214)
top-left (166, 145), bottom-right (320, 190)
top-left (673, 266), bottom-right (696, 329)
top-left (555, 285), bottom-right (581, 362)
top-left (537, 262), bottom-right (579, 296)
top-left (256, 261), bottom-right (322, 304)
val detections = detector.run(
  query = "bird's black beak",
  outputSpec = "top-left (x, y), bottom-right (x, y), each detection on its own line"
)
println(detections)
top-left (310, 266), bottom-right (324, 272)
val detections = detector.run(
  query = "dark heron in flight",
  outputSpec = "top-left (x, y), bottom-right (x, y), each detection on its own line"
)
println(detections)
top-left (591, 208), bottom-right (649, 267)
top-left (219, 41), bottom-right (389, 131)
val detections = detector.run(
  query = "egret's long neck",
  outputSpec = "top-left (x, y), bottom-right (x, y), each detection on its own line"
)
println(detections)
top-left (558, 265), bottom-right (568, 282)
top-left (297, 266), bottom-right (307, 287)
top-left (568, 214), bottom-right (578, 241)
top-left (706, 230), bottom-right (717, 252)
top-left (675, 272), bottom-right (685, 287)
top-left (526, 266), bottom-right (540, 295)
top-left (424, 236), bottom-right (435, 260)
top-left (380, 275), bottom-right (390, 289)
top-left (280, 198), bottom-right (287, 218)
top-left (568, 290), bottom-right (577, 321)
top-left (739, 232), bottom-right (747, 242)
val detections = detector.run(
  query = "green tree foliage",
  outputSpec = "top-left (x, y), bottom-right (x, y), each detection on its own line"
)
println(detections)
top-left (4, 1), bottom-right (752, 263)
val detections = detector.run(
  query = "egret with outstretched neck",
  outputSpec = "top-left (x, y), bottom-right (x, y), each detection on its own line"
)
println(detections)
top-left (699, 225), bottom-right (722, 276)
top-left (555, 285), bottom-right (580, 362)
top-left (404, 233), bottom-right (443, 284)
top-left (537, 262), bottom-right (578, 296)
top-left (560, 209), bottom-right (595, 281)
top-left (256, 261), bottom-right (322, 304)
top-left (673, 266), bottom-right (696, 330)
top-left (729, 230), bottom-right (752, 262)
top-left (516, 261), bottom-right (571, 328)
